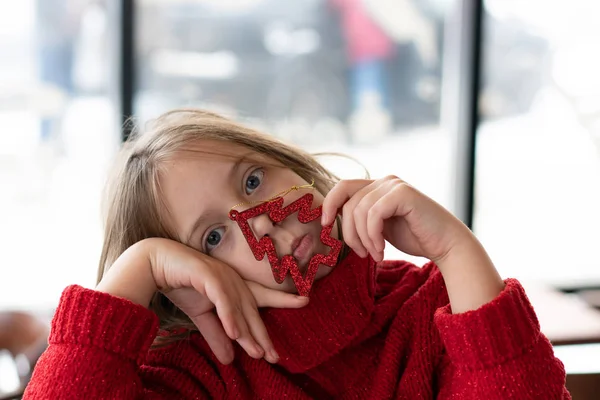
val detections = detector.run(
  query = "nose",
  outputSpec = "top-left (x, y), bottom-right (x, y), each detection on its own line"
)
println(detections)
top-left (250, 213), bottom-right (276, 239)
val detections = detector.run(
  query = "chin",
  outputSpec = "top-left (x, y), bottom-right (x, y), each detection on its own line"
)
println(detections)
top-left (314, 264), bottom-right (334, 281)
top-left (275, 265), bottom-right (333, 294)
top-left (278, 276), bottom-right (300, 294)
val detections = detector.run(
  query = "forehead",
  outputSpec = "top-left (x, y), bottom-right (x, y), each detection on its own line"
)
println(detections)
top-left (182, 140), bottom-right (252, 161)
top-left (157, 140), bottom-right (274, 237)
top-left (175, 139), bottom-right (277, 166)
top-left (160, 141), bottom-right (252, 194)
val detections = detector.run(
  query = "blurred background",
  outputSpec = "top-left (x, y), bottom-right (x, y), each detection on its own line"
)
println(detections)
top-left (1, 0), bottom-right (600, 397)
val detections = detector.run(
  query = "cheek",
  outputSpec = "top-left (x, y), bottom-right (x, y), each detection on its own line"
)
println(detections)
top-left (215, 228), bottom-right (274, 284)
top-left (331, 217), bottom-right (341, 241)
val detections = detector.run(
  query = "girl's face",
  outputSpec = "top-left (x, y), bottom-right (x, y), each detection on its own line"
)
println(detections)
top-left (159, 140), bottom-right (339, 293)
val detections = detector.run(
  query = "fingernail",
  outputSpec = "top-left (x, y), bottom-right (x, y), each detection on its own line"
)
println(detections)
top-left (231, 327), bottom-right (240, 339)
top-left (270, 350), bottom-right (279, 362)
top-left (224, 350), bottom-right (234, 365)
top-left (321, 212), bottom-right (328, 225)
top-left (255, 345), bottom-right (264, 357)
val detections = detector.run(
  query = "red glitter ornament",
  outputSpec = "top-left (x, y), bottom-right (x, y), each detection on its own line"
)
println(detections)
top-left (229, 193), bottom-right (342, 296)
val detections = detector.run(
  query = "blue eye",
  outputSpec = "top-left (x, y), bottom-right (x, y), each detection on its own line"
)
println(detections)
top-left (205, 226), bottom-right (225, 252)
top-left (245, 169), bottom-right (264, 194)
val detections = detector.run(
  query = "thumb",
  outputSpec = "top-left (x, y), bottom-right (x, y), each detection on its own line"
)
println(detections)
top-left (246, 281), bottom-right (310, 308)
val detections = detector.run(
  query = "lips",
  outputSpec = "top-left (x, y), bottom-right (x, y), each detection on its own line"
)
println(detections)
top-left (291, 233), bottom-right (313, 266)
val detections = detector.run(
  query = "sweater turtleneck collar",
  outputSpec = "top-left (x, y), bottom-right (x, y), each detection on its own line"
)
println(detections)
top-left (261, 250), bottom-right (377, 373)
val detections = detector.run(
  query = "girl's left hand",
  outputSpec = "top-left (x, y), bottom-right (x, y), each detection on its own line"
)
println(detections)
top-left (321, 176), bottom-right (474, 263)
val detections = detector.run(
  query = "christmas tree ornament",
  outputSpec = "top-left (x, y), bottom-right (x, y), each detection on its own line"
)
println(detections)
top-left (229, 183), bottom-right (342, 296)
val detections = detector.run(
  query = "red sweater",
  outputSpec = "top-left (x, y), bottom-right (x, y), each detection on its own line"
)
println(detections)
top-left (25, 251), bottom-right (570, 399)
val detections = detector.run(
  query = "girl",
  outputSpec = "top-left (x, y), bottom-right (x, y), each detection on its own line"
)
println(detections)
top-left (24, 109), bottom-right (569, 399)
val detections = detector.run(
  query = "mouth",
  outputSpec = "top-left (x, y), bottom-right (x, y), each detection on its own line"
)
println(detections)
top-left (291, 233), bottom-right (314, 267)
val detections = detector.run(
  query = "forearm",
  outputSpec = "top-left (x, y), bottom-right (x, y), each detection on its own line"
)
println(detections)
top-left (434, 230), bottom-right (505, 314)
top-left (96, 239), bottom-right (158, 308)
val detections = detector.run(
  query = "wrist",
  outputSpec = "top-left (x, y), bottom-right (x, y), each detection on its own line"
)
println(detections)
top-left (432, 227), bottom-right (478, 268)
top-left (96, 239), bottom-right (158, 307)
top-left (434, 232), bottom-right (505, 313)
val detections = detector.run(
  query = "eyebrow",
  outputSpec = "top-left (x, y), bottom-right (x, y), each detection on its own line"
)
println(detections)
top-left (184, 155), bottom-right (248, 244)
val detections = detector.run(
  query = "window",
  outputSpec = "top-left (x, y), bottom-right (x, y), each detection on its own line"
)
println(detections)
top-left (135, 0), bottom-right (457, 263)
top-left (0, 0), bottom-right (119, 310)
top-left (474, 0), bottom-right (600, 284)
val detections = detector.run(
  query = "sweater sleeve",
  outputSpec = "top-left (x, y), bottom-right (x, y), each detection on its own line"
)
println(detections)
top-left (434, 278), bottom-right (571, 399)
top-left (23, 285), bottom-right (212, 400)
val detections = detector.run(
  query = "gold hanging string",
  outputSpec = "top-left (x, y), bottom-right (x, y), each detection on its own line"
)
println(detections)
top-left (229, 178), bottom-right (315, 213)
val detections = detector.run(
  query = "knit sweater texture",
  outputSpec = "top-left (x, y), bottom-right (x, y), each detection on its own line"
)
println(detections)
top-left (24, 251), bottom-right (570, 399)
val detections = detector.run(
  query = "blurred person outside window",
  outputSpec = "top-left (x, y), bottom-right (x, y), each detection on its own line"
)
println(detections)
top-left (330, 0), bottom-right (440, 143)
top-left (329, 0), bottom-right (394, 144)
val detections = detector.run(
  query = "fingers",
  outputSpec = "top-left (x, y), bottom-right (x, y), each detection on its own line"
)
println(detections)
top-left (326, 176), bottom-right (408, 261)
top-left (364, 182), bottom-right (414, 262)
top-left (333, 179), bottom-right (384, 258)
top-left (366, 188), bottom-right (398, 251)
top-left (191, 312), bottom-right (234, 365)
top-left (321, 179), bottom-right (371, 226)
top-left (214, 298), bottom-right (267, 362)
top-left (325, 180), bottom-right (378, 257)
top-left (354, 184), bottom-right (392, 261)
top-left (246, 281), bottom-right (309, 308)
top-left (210, 280), bottom-right (301, 364)
top-left (245, 282), bottom-right (309, 363)
top-left (240, 301), bottom-right (279, 363)
top-left (167, 250), bottom-right (291, 366)
top-left (341, 200), bottom-right (368, 257)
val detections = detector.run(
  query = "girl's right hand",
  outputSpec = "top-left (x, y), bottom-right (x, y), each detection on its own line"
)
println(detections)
top-left (96, 237), bottom-right (308, 365)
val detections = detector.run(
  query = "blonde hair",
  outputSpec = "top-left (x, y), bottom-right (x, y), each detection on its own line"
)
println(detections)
top-left (98, 109), bottom-right (346, 343)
